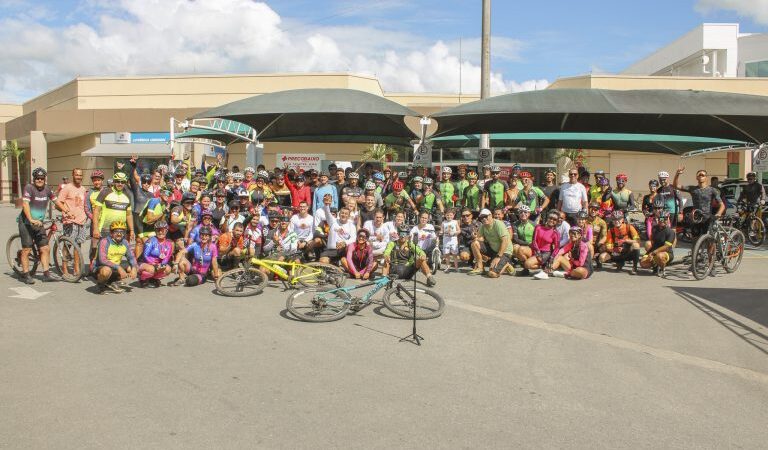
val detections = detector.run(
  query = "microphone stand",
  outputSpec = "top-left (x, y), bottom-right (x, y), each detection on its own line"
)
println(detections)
top-left (400, 231), bottom-right (423, 346)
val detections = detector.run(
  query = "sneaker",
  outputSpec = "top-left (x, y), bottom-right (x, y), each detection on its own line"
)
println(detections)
top-left (658, 267), bottom-right (666, 278)
top-left (468, 268), bottom-right (484, 276)
top-left (629, 269), bottom-right (637, 275)
top-left (551, 270), bottom-right (566, 278)
top-left (426, 275), bottom-right (437, 287)
top-left (533, 271), bottom-right (549, 280)
top-left (503, 264), bottom-right (516, 276)
top-left (148, 279), bottom-right (161, 288)
top-left (139, 280), bottom-right (149, 288)
top-left (42, 271), bottom-right (60, 282)
top-left (515, 268), bottom-right (530, 277)
top-left (443, 266), bottom-right (451, 274)
top-left (21, 273), bottom-right (35, 285)
top-left (106, 282), bottom-right (124, 293)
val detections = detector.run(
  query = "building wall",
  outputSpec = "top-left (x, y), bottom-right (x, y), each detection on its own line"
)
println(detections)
top-left (737, 33), bottom-right (768, 75)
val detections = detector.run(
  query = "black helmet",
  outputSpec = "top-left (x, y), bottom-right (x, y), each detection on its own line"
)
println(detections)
top-left (141, 173), bottom-right (152, 184)
top-left (174, 167), bottom-right (186, 176)
top-left (576, 209), bottom-right (588, 220)
top-left (32, 167), bottom-right (47, 179)
top-left (199, 226), bottom-right (212, 236)
top-left (181, 192), bottom-right (196, 203)
top-left (397, 225), bottom-right (411, 237)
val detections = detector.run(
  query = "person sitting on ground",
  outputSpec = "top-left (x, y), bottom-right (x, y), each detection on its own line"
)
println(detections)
top-left (92, 220), bottom-right (138, 294)
top-left (550, 227), bottom-right (592, 280)
top-left (524, 210), bottom-right (561, 278)
top-left (599, 210), bottom-right (641, 275)
top-left (458, 207), bottom-right (479, 267)
top-left (639, 210), bottom-right (675, 278)
top-left (217, 222), bottom-right (246, 271)
top-left (138, 220), bottom-right (174, 287)
top-left (512, 205), bottom-right (535, 266)
top-left (382, 225), bottom-right (436, 286)
top-left (171, 226), bottom-right (221, 287)
top-left (574, 209), bottom-right (594, 256)
top-left (319, 203), bottom-right (356, 264)
top-left (469, 208), bottom-right (515, 278)
top-left (341, 229), bottom-right (378, 280)
top-left (262, 214), bottom-right (299, 262)
top-left (410, 210), bottom-right (438, 256)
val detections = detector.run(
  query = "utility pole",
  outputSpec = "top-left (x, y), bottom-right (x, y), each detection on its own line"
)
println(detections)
top-left (479, 0), bottom-right (491, 158)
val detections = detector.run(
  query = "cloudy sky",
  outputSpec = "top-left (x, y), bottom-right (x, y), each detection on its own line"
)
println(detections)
top-left (0, 0), bottom-right (767, 103)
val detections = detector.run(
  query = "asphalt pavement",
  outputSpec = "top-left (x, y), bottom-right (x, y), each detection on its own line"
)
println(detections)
top-left (1, 204), bottom-right (767, 449)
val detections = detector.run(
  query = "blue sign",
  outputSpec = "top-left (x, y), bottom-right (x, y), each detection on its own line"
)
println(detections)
top-left (131, 132), bottom-right (170, 144)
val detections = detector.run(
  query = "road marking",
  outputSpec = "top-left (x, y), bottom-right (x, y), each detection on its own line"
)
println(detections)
top-left (8, 286), bottom-right (50, 300)
top-left (448, 300), bottom-right (768, 385)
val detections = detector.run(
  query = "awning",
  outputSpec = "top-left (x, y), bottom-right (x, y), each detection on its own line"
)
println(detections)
top-left (192, 88), bottom-right (420, 144)
top-left (431, 132), bottom-right (749, 155)
top-left (174, 119), bottom-right (255, 145)
top-left (430, 89), bottom-right (768, 144)
top-left (82, 143), bottom-right (171, 157)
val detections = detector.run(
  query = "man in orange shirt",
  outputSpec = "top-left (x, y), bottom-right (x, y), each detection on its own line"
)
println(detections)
top-left (218, 222), bottom-right (246, 270)
top-left (57, 168), bottom-right (88, 277)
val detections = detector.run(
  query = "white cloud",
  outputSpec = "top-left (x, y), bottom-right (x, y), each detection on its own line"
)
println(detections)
top-left (695, 0), bottom-right (768, 25)
top-left (0, 0), bottom-right (547, 102)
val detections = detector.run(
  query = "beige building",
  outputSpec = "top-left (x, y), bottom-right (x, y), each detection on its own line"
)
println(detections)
top-left (1, 71), bottom-right (766, 203)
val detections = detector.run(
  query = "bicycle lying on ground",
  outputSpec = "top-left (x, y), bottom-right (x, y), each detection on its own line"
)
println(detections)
top-left (286, 274), bottom-right (445, 322)
top-left (689, 210), bottom-right (745, 280)
top-left (215, 254), bottom-right (346, 297)
top-left (6, 218), bottom-right (84, 282)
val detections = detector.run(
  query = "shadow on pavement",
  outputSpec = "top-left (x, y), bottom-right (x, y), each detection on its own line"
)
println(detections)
top-left (670, 286), bottom-right (768, 356)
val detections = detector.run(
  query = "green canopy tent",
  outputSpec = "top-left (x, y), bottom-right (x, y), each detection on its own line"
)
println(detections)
top-left (431, 132), bottom-right (749, 155)
top-left (192, 88), bottom-right (421, 144)
top-left (431, 89), bottom-right (768, 144)
top-left (174, 120), bottom-right (255, 145)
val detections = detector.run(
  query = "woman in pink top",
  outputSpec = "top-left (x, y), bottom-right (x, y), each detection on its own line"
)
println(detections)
top-left (341, 229), bottom-right (377, 280)
top-left (551, 227), bottom-right (592, 280)
top-left (524, 210), bottom-right (560, 272)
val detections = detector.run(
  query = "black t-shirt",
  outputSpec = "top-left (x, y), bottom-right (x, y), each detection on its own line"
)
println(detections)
top-left (689, 186), bottom-right (721, 214)
top-left (459, 220), bottom-right (478, 246)
top-left (649, 225), bottom-right (676, 253)
top-left (741, 182), bottom-right (765, 204)
top-left (359, 208), bottom-right (376, 226)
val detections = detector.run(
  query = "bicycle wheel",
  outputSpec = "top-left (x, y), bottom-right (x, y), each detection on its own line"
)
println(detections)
top-left (6, 234), bottom-right (38, 276)
top-left (746, 217), bottom-right (765, 246)
top-left (53, 236), bottom-right (84, 282)
top-left (691, 234), bottom-right (716, 281)
top-left (722, 228), bottom-right (745, 273)
top-left (382, 283), bottom-right (445, 320)
top-left (298, 262), bottom-right (347, 288)
top-left (215, 267), bottom-right (267, 297)
top-left (286, 287), bottom-right (351, 322)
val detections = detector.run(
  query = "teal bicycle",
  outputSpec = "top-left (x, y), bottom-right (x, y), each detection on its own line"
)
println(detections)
top-left (286, 274), bottom-right (445, 323)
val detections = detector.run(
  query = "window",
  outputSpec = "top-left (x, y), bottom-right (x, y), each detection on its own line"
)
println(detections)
top-left (745, 61), bottom-right (768, 77)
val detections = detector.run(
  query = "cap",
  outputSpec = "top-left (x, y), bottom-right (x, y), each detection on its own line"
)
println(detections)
top-left (478, 208), bottom-right (492, 218)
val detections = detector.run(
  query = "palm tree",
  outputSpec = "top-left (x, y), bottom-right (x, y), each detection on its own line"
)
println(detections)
top-left (359, 143), bottom-right (399, 170)
top-left (1, 140), bottom-right (25, 204)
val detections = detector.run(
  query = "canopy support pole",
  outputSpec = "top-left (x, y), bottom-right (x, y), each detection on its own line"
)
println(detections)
top-left (711, 115), bottom-right (760, 144)
top-left (255, 114), bottom-right (285, 140)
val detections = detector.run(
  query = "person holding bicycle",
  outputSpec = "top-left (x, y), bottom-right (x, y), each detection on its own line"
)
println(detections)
top-left (738, 171), bottom-right (766, 212)
top-left (673, 166), bottom-right (725, 237)
top-left (92, 221), bottom-right (138, 294)
top-left (382, 225), bottom-right (435, 286)
top-left (17, 167), bottom-right (71, 284)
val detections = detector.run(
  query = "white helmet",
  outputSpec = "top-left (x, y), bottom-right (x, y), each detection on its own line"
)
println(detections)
top-left (658, 171), bottom-right (670, 178)
top-left (364, 181), bottom-right (375, 190)
top-left (442, 166), bottom-right (453, 174)
top-left (244, 167), bottom-right (255, 174)
top-left (232, 172), bottom-right (244, 181)
top-left (348, 172), bottom-right (360, 179)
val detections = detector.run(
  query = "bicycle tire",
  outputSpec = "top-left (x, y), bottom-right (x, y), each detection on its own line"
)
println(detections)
top-left (286, 287), bottom-right (351, 322)
top-left (691, 234), bottom-right (716, 281)
top-left (299, 262), bottom-right (347, 288)
top-left (215, 267), bottom-right (267, 297)
top-left (6, 234), bottom-right (38, 276)
top-left (53, 236), bottom-right (84, 282)
top-left (382, 283), bottom-right (445, 320)
top-left (746, 217), bottom-right (765, 246)
top-left (722, 228), bottom-right (745, 273)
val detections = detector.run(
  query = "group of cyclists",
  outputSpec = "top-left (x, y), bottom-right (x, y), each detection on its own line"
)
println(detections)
top-left (15, 155), bottom-right (766, 293)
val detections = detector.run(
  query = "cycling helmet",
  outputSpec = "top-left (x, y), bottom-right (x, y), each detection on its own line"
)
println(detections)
top-left (244, 167), bottom-right (255, 174)
top-left (658, 171), bottom-right (670, 179)
top-left (113, 172), bottom-right (128, 182)
top-left (412, 176), bottom-right (424, 183)
top-left (597, 177), bottom-right (609, 186)
top-left (397, 225), bottom-right (411, 237)
top-left (569, 226), bottom-right (582, 235)
top-left (295, 175), bottom-right (305, 182)
top-left (232, 172), bottom-right (244, 181)
top-left (413, 162), bottom-right (423, 169)
top-left (140, 173), bottom-right (152, 184)
top-left (90, 169), bottom-right (104, 179)
top-left (517, 204), bottom-right (531, 213)
top-left (467, 171), bottom-right (478, 180)
top-left (236, 188), bottom-right (249, 197)
top-left (154, 220), bottom-right (168, 230)
top-left (490, 164), bottom-right (501, 173)
top-left (228, 200), bottom-right (240, 209)
top-left (199, 226), bottom-right (212, 236)
top-left (615, 173), bottom-right (628, 182)
top-left (611, 210), bottom-right (625, 221)
top-left (200, 209), bottom-right (213, 218)
top-left (163, 173), bottom-right (172, 183)
top-left (512, 163), bottom-right (522, 170)
top-left (214, 189), bottom-right (226, 198)
top-left (519, 170), bottom-right (533, 179)
top-left (193, 168), bottom-right (204, 177)
top-left (373, 172), bottom-right (384, 181)
top-left (393, 181), bottom-right (405, 191)
top-left (423, 177), bottom-right (433, 185)
top-left (397, 171), bottom-right (407, 179)
top-left (174, 167), bottom-right (186, 176)
top-left (255, 173), bottom-right (267, 182)
top-left (442, 166), bottom-right (453, 174)
top-left (156, 164), bottom-right (168, 172)
top-left (407, 164), bottom-right (414, 170)
top-left (648, 179), bottom-right (659, 188)
top-left (109, 221), bottom-right (127, 231)
top-left (576, 209), bottom-right (589, 219)
top-left (747, 172), bottom-right (757, 178)
top-left (589, 201), bottom-right (601, 209)
top-left (364, 181), bottom-right (376, 190)
top-left (181, 192), bottom-right (196, 203)
top-left (348, 172), bottom-right (360, 179)
top-left (595, 169), bottom-right (605, 175)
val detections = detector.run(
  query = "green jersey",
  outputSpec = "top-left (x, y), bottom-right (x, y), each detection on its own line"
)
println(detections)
top-left (421, 192), bottom-right (438, 211)
top-left (513, 220), bottom-right (535, 245)
top-left (455, 179), bottom-right (469, 200)
top-left (437, 181), bottom-right (456, 208)
top-left (463, 184), bottom-right (482, 211)
top-left (483, 179), bottom-right (508, 210)
top-left (516, 187), bottom-right (546, 211)
top-left (384, 191), bottom-right (409, 210)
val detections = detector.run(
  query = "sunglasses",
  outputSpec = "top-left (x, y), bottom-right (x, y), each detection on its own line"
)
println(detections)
top-left (479, 215), bottom-right (491, 220)
top-left (697, 173), bottom-right (707, 177)
top-left (34, 177), bottom-right (45, 181)
top-left (113, 180), bottom-right (125, 184)
top-left (569, 173), bottom-right (578, 176)
top-left (462, 213), bottom-right (473, 217)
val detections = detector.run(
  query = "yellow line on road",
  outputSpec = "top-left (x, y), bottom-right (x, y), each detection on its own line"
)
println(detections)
top-left (448, 300), bottom-right (768, 385)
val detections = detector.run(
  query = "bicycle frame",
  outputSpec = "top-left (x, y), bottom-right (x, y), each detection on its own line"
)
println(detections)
top-left (315, 276), bottom-right (393, 305)
top-left (249, 258), bottom-right (322, 284)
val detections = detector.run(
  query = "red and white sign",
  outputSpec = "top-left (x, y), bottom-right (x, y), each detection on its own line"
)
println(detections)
top-left (276, 153), bottom-right (324, 172)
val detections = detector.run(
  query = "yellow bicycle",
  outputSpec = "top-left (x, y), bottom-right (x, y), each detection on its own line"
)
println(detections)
top-left (215, 255), bottom-right (346, 297)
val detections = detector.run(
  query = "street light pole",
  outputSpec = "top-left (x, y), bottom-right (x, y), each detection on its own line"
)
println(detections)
top-left (479, 0), bottom-right (491, 154)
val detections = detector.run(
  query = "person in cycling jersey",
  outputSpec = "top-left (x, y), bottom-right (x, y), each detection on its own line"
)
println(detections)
top-left (217, 222), bottom-right (246, 270)
top-left (574, 209), bottom-right (594, 255)
top-left (600, 210), bottom-right (641, 275)
top-left (586, 201), bottom-right (608, 269)
top-left (262, 213), bottom-right (299, 261)
top-left (524, 210), bottom-right (561, 277)
top-left (481, 165), bottom-right (509, 211)
top-left (17, 167), bottom-right (71, 284)
top-left (172, 226), bottom-right (221, 286)
top-left (589, 170), bottom-right (605, 203)
top-left (437, 166), bottom-right (457, 209)
top-left (92, 221), bottom-right (138, 294)
top-left (595, 176), bottom-right (614, 216)
top-left (93, 172), bottom-right (134, 244)
top-left (169, 192), bottom-right (196, 247)
top-left (550, 227), bottom-right (592, 280)
top-left (673, 165), bottom-right (725, 237)
top-left (341, 172), bottom-right (364, 204)
top-left (461, 171), bottom-right (482, 213)
top-left (138, 220), bottom-right (174, 287)
top-left (363, 180), bottom-right (383, 209)
top-left (611, 173), bottom-right (635, 215)
top-left (409, 176), bottom-right (425, 205)
top-left (454, 164), bottom-right (470, 204)
top-left (341, 228), bottom-right (378, 280)
top-left (85, 169), bottom-right (106, 262)
top-left (419, 177), bottom-right (444, 219)
top-left (382, 225), bottom-right (436, 286)
top-left (655, 170), bottom-right (680, 225)
top-left (738, 172), bottom-right (766, 208)
top-left (640, 210), bottom-right (675, 278)
top-left (516, 171), bottom-right (549, 222)
top-left (383, 181), bottom-right (416, 219)
top-left (511, 204), bottom-right (535, 267)
top-left (187, 209), bottom-right (221, 245)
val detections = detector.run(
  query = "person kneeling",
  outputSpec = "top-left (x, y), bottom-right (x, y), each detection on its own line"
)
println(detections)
top-left (341, 229), bottom-right (378, 280)
top-left (551, 227), bottom-right (592, 280)
top-left (382, 226), bottom-right (435, 286)
top-left (138, 220), bottom-right (174, 287)
top-left (469, 208), bottom-right (514, 278)
top-left (92, 221), bottom-right (138, 294)
top-left (639, 211), bottom-right (675, 278)
top-left (171, 226), bottom-right (221, 286)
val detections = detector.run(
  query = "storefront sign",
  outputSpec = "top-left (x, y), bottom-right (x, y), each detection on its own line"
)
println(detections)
top-left (753, 145), bottom-right (768, 172)
top-left (276, 153), bottom-right (324, 172)
top-left (131, 132), bottom-right (170, 144)
top-left (413, 140), bottom-right (433, 166)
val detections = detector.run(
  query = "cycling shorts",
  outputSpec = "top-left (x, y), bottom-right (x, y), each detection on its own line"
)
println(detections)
top-left (19, 221), bottom-right (48, 249)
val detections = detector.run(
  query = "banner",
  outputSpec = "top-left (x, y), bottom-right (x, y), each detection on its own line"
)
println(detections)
top-left (277, 153), bottom-right (324, 172)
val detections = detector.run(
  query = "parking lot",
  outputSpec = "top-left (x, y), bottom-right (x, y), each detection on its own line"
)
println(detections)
top-left (1, 205), bottom-right (767, 449)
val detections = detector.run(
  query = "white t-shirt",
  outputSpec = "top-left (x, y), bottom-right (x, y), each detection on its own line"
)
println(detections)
top-left (410, 224), bottom-right (437, 251)
top-left (558, 182), bottom-right (588, 213)
top-left (364, 219), bottom-right (390, 253)
top-left (381, 220), bottom-right (401, 242)
top-left (556, 220), bottom-right (571, 247)
top-left (325, 206), bottom-right (356, 249)
top-left (313, 208), bottom-right (328, 228)
top-left (290, 213), bottom-right (314, 241)
top-left (441, 219), bottom-right (459, 247)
